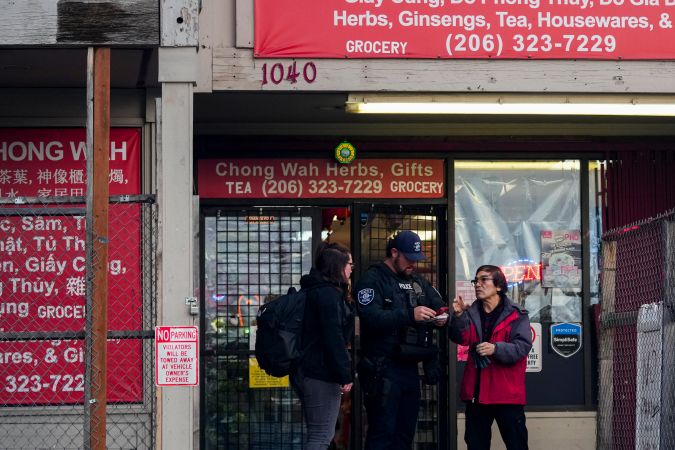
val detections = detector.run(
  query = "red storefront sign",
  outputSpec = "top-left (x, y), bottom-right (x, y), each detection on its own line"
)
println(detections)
top-left (198, 159), bottom-right (445, 199)
top-left (255, 0), bottom-right (675, 59)
top-left (0, 128), bottom-right (142, 405)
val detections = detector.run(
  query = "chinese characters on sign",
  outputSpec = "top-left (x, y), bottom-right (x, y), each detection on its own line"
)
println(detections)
top-left (198, 159), bottom-right (445, 199)
top-left (255, 0), bottom-right (675, 59)
top-left (0, 128), bottom-right (142, 405)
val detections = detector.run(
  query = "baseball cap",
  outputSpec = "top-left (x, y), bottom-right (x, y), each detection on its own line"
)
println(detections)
top-left (390, 231), bottom-right (426, 262)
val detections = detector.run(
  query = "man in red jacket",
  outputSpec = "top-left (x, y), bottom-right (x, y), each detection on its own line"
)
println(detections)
top-left (450, 265), bottom-right (532, 450)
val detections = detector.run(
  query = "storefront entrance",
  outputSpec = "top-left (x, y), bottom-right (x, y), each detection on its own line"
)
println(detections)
top-left (200, 204), bottom-right (448, 449)
top-left (196, 154), bottom-right (602, 449)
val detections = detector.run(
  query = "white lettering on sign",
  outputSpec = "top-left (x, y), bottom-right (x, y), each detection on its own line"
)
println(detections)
top-left (346, 40), bottom-right (409, 54)
top-left (256, 0), bottom-right (675, 59)
top-left (169, 328), bottom-right (198, 341)
top-left (215, 162), bottom-right (275, 180)
top-left (0, 141), bottom-right (65, 162)
top-left (280, 162), bottom-right (320, 176)
top-left (37, 305), bottom-right (85, 319)
top-left (390, 162), bottom-right (434, 177)
top-left (390, 180), bottom-right (444, 194)
top-left (325, 162), bottom-right (381, 177)
top-left (0, 140), bottom-right (129, 162)
top-left (199, 159), bottom-right (446, 199)
top-left (155, 326), bottom-right (199, 386)
top-left (0, 128), bottom-right (143, 407)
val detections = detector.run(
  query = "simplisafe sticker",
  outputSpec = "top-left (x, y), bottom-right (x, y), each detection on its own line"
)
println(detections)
top-left (550, 322), bottom-right (582, 358)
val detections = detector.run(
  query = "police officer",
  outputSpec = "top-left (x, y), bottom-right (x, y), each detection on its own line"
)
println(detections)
top-left (356, 230), bottom-right (448, 450)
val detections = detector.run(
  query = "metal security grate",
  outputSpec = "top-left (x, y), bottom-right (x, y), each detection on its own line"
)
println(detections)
top-left (597, 209), bottom-right (675, 450)
top-left (358, 205), bottom-right (445, 450)
top-left (359, 207), bottom-right (439, 288)
top-left (203, 209), bottom-right (313, 449)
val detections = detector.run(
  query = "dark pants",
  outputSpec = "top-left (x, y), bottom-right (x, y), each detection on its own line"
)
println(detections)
top-left (291, 370), bottom-right (342, 450)
top-left (362, 364), bottom-right (421, 450)
top-left (464, 402), bottom-right (529, 450)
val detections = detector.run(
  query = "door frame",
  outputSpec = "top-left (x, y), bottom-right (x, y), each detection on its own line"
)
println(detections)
top-left (351, 202), bottom-right (450, 450)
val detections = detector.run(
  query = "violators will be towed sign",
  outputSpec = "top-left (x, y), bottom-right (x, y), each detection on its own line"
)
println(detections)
top-left (155, 326), bottom-right (199, 386)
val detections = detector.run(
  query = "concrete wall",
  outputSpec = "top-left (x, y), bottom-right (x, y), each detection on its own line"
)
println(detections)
top-left (457, 411), bottom-right (597, 450)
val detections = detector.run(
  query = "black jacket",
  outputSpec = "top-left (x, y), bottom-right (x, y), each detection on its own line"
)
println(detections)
top-left (298, 268), bottom-right (354, 385)
top-left (356, 263), bottom-right (445, 361)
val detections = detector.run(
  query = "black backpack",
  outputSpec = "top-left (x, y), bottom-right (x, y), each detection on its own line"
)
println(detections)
top-left (255, 286), bottom-right (315, 377)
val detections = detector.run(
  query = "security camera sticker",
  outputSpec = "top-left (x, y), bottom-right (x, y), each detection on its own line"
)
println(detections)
top-left (550, 322), bottom-right (582, 358)
top-left (358, 288), bottom-right (375, 306)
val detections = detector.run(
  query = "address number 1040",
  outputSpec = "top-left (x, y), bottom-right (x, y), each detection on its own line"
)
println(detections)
top-left (261, 62), bottom-right (317, 86)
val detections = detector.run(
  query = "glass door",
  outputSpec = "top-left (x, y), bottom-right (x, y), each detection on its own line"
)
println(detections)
top-left (201, 203), bottom-right (449, 449)
top-left (354, 203), bottom-right (449, 450)
top-left (201, 208), bottom-right (314, 450)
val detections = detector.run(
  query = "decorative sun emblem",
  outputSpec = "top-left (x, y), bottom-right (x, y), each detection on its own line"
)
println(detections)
top-left (335, 141), bottom-right (356, 164)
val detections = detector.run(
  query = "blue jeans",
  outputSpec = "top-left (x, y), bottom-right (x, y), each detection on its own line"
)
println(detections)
top-left (362, 364), bottom-right (421, 450)
top-left (291, 370), bottom-right (342, 450)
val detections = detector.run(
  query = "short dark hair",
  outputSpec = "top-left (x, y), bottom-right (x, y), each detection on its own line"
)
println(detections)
top-left (385, 238), bottom-right (395, 258)
top-left (315, 242), bottom-right (350, 285)
top-left (475, 265), bottom-right (508, 299)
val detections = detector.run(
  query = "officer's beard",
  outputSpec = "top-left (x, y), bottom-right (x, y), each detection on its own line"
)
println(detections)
top-left (394, 254), bottom-right (414, 279)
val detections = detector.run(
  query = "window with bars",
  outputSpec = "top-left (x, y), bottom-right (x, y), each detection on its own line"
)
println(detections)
top-left (202, 205), bottom-right (447, 449)
top-left (203, 210), bottom-right (312, 450)
top-left (357, 205), bottom-right (445, 449)
top-left (358, 208), bottom-right (439, 287)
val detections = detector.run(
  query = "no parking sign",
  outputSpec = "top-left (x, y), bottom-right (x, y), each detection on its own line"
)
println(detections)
top-left (155, 326), bottom-right (199, 386)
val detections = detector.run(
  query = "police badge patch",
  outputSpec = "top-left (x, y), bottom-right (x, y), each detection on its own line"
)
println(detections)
top-left (357, 288), bottom-right (375, 305)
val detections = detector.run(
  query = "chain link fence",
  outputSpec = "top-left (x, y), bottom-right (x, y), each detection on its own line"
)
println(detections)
top-left (597, 208), bottom-right (675, 450)
top-left (0, 194), bottom-right (157, 449)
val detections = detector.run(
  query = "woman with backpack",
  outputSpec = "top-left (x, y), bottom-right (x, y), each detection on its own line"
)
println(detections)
top-left (292, 241), bottom-right (355, 450)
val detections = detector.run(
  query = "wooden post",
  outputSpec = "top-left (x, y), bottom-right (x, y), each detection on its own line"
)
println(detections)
top-left (89, 47), bottom-right (110, 450)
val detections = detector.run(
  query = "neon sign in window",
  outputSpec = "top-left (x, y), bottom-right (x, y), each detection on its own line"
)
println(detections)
top-left (501, 259), bottom-right (541, 286)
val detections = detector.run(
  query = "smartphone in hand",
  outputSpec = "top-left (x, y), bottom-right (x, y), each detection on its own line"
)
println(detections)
top-left (426, 307), bottom-right (449, 322)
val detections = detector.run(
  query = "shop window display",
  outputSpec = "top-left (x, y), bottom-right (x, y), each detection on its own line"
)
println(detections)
top-left (454, 160), bottom-right (582, 323)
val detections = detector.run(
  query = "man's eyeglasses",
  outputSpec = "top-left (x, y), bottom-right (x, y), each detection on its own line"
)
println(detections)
top-left (470, 276), bottom-right (494, 286)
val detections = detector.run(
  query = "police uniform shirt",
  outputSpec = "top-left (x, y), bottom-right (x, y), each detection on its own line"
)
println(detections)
top-left (356, 263), bottom-right (443, 359)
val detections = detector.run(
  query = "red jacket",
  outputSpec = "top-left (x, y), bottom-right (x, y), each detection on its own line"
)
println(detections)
top-left (449, 297), bottom-right (532, 405)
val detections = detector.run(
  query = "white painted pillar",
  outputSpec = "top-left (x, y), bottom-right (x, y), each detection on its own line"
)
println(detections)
top-left (157, 46), bottom-right (198, 450)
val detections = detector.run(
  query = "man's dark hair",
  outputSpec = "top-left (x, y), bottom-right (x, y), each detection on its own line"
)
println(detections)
top-left (315, 241), bottom-right (350, 286)
top-left (475, 265), bottom-right (508, 300)
top-left (385, 237), bottom-right (395, 258)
